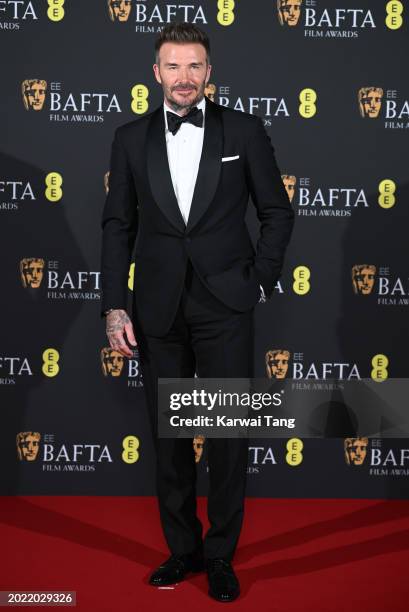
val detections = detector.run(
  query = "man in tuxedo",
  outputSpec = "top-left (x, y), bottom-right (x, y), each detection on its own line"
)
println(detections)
top-left (101, 22), bottom-right (294, 602)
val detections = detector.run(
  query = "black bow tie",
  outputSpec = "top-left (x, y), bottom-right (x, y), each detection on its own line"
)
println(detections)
top-left (166, 107), bottom-right (203, 135)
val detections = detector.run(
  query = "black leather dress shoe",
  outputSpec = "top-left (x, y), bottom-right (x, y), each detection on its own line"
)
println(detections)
top-left (149, 553), bottom-right (205, 586)
top-left (206, 558), bottom-right (240, 602)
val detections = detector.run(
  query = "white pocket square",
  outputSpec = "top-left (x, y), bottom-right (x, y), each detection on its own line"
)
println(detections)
top-left (221, 155), bottom-right (240, 162)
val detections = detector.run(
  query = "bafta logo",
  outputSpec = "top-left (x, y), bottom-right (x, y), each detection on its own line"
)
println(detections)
top-left (104, 171), bottom-right (110, 195)
top-left (21, 79), bottom-right (47, 111)
top-left (358, 87), bottom-right (383, 118)
top-left (352, 264), bottom-right (376, 295)
top-left (205, 83), bottom-right (216, 102)
top-left (266, 350), bottom-right (290, 379)
top-left (20, 258), bottom-right (45, 289)
top-left (108, 0), bottom-right (132, 22)
top-left (344, 437), bottom-right (368, 466)
top-left (282, 175), bottom-right (296, 203)
top-left (101, 347), bottom-right (125, 377)
top-left (17, 431), bottom-right (41, 462)
top-left (277, 0), bottom-right (302, 27)
top-left (193, 435), bottom-right (205, 463)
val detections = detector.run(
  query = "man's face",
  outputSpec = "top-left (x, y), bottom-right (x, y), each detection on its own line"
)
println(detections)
top-left (205, 83), bottom-right (216, 102)
top-left (361, 90), bottom-right (382, 118)
top-left (22, 260), bottom-right (44, 288)
top-left (279, 0), bottom-right (302, 26)
top-left (104, 350), bottom-right (124, 376)
top-left (153, 42), bottom-right (211, 112)
top-left (283, 176), bottom-right (296, 202)
top-left (19, 435), bottom-right (40, 461)
top-left (346, 440), bottom-right (367, 465)
top-left (268, 353), bottom-right (289, 379)
top-left (193, 437), bottom-right (204, 462)
top-left (354, 267), bottom-right (375, 295)
top-left (109, 0), bottom-right (131, 21)
top-left (25, 82), bottom-right (46, 111)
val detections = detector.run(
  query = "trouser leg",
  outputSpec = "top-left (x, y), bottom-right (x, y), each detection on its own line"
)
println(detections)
top-left (134, 290), bottom-right (203, 556)
top-left (182, 262), bottom-right (254, 561)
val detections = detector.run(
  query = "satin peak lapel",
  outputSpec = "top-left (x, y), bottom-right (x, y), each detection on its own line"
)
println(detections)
top-left (186, 98), bottom-right (223, 234)
top-left (147, 107), bottom-right (186, 233)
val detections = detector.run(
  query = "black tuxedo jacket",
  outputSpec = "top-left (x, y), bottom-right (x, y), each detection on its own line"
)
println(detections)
top-left (101, 97), bottom-right (294, 337)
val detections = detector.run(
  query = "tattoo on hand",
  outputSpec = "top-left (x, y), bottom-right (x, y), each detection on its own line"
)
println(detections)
top-left (105, 309), bottom-right (136, 357)
top-left (106, 309), bottom-right (130, 335)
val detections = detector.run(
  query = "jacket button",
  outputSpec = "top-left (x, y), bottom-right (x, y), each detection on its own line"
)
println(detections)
top-left (184, 236), bottom-right (191, 243)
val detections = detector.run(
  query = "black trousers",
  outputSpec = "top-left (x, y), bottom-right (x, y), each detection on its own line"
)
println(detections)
top-left (133, 259), bottom-right (254, 561)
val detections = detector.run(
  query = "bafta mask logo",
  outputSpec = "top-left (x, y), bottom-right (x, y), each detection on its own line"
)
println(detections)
top-left (277, 0), bottom-right (302, 27)
top-left (101, 347), bottom-right (125, 377)
top-left (16, 431), bottom-right (41, 462)
top-left (108, 0), bottom-right (132, 22)
top-left (20, 258), bottom-right (45, 289)
top-left (22, 79), bottom-right (47, 111)
top-left (193, 435), bottom-right (205, 463)
top-left (358, 87), bottom-right (383, 119)
top-left (282, 175), bottom-right (296, 203)
top-left (205, 83), bottom-right (216, 102)
top-left (266, 350), bottom-right (290, 379)
top-left (104, 171), bottom-right (110, 195)
top-left (344, 437), bottom-right (368, 466)
top-left (352, 264), bottom-right (376, 295)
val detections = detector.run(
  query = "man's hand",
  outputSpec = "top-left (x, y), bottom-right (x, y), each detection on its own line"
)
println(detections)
top-left (106, 309), bottom-right (137, 358)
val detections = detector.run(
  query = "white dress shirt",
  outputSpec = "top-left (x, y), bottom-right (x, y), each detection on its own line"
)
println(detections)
top-left (163, 96), bottom-right (266, 303)
top-left (163, 96), bottom-right (206, 225)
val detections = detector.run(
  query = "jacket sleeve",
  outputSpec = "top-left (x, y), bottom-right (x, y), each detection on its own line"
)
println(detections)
top-left (244, 116), bottom-right (294, 298)
top-left (100, 127), bottom-right (138, 316)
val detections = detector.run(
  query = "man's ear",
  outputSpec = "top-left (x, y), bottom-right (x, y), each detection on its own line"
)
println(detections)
top-left (153, 64), bottom-right (162, 85)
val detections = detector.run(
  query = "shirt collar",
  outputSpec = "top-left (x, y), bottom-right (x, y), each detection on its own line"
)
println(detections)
top-left (163, 95), bottom-right (206, 132)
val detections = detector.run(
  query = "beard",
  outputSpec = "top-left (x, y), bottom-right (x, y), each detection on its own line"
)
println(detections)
top-left (165, 81), bottom-right (206, 114)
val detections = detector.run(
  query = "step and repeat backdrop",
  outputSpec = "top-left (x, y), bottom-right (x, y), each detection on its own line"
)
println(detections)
top-left (1, 1), bottom-right (408, 498)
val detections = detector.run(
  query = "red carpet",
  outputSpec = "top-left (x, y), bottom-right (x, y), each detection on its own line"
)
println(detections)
top-left (1, 497), bottom-right (409, 610)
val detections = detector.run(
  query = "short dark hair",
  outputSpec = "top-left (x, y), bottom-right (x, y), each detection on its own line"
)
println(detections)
top-left (155, 22), bottom-right (210, 64)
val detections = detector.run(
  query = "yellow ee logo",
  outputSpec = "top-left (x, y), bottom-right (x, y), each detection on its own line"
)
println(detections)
top-left (47, 0), bottom-right (65, 21)
top-left (293, 266), bottom-right (310, 295)
top-left (299, 88), bottom-right (317, 118)
top-left (128, 262), bottom-right (135, 291)
top-left (217, 0), bottom-right (235, 26)
top-left (42, 348), bottom-right (60, 377)
top-left (378, 179), bottom-right (396, 209)
top-left (371, 354), bottom-right (389, 382)
top-left (131, 84), bottom-right (149, 114)
top-left (122, 435), bottom-right (140, 463)
top-left (286, 438), bottom-right (303, 465)
top-left (385, 1), bottom-right (403, 30)
top-left (45, 172), bottom-right (63, 202)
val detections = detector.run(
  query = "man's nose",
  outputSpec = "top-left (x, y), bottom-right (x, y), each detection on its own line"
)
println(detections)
top-left (178, 68), bottom-right (191, 81)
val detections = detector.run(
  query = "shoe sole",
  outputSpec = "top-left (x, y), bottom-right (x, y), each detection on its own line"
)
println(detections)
top-left (149, 565), bottom-right (205, 587)
top-left (208, 588), bottom-right (240, 602)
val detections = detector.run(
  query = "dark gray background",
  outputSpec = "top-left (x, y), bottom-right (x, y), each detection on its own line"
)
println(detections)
top-left (1, 0), bottom-right (408, 498)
